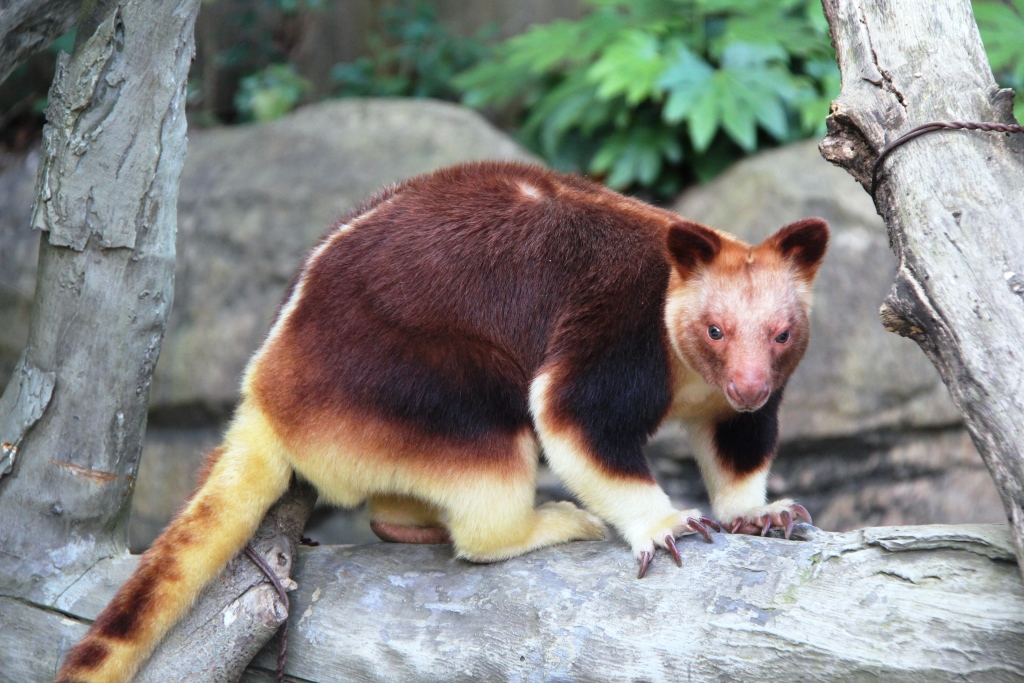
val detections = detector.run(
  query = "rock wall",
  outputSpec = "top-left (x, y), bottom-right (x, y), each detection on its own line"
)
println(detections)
top-left (0, 101), bottom-right (1004, 552)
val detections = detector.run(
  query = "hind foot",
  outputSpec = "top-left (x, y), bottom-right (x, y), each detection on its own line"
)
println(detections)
top-left (370, 520), bottom-right (452, 544)
top-left (454, 500), bottom-right (607, 563)
top-left (369, 494), bottom-right (450, 543)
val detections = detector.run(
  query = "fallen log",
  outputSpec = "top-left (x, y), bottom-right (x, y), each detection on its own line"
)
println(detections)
top-left (4, 524), bottom-right (1020, 682)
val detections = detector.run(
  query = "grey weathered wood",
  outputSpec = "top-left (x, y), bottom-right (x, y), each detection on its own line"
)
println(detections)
top-left (4, 525), bottom-right (1021, 682)
top-left (135, 480), bottom-right (316, 683)
top-left (0, 0), bottom-right (82, 86)
top-left (820, 0), bottom-right (1024, 572)
top-left (245, 526), bottom-right (1023, 682)
top-left (22, 481), bottom-right (317, 682)
top-left (0, 0), bottom-right (200, 604)
top-left (0, 351), bottom-right (55, 479)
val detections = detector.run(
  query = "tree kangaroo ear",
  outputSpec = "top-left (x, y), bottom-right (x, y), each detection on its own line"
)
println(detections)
top-left (766, 218), bottom-right (829, 282)
top-left (666, 220), bottom-right (722, 279)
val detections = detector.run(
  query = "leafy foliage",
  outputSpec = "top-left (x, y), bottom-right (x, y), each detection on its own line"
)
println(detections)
top-left (0, 28), bottom-right (77, 151)
top-left (974, 0), bottom-right (1024, 123)
top-left (331, 1), bottom-right (494, 100)
top-left (234, 63), bottom-right (310, 123)
top-left (456, 0), bottom-right (838, 196)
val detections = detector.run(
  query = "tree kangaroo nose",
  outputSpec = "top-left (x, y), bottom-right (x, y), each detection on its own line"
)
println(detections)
top-left (726, 379), bottom-right (770, 411)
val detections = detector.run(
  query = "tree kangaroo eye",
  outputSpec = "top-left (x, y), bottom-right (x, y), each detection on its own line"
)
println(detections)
top-left (708, 325), bottom-right (723, 341)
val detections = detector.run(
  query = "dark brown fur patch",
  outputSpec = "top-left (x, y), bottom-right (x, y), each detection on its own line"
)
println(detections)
top-left (94, 558), bottom-right (163, 640)
top-left (193, 498), bottom-right (218, 524)
top-left (251, 161), bottom-right (681, 480)
top-left (770, 218), bottom-right (829, 279)
top-left (666, 220), bottom-right (722, 278)
top-left (165, 524), bottom-right (195, 547)
top-left (713, 386), bottom-right (785, 475)
top-left (93, 520), bottom-right (188, 641)
top-left (60, 639), bottom-right (109, 671)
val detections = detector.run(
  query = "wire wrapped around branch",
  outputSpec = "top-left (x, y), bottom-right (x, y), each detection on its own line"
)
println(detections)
top-left (871, 121), bottom-right (1024, 192)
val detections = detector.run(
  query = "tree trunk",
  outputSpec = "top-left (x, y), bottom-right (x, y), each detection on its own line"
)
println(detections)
top-left (0, 2), bottom-right (314, 677)
top-left (3, 525), bottom-right (1022, 682)
top-left (819, 0), bottom-right (1024, 573)
top-left (0, 0), bottom-right (83, 85)
top-left (0, 0), bottom-right (199, 605)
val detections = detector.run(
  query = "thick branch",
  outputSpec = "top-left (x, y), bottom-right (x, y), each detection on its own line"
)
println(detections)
top-left (2, 480), bottom-right (316, 682)
top-left (135, 481), bottom-right (317, 682)
top-left (3, 525), bottom-right (1021, 681)
top-left (0, 0), bottom-right (82, 85)
top-left (820, 0), bottom-right (1024, 572)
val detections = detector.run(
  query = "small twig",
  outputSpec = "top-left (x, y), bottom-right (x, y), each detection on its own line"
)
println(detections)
top-left (871, 120), bottom-right (1024, 193)
top-left (244, 545), bottom-right (290, 683)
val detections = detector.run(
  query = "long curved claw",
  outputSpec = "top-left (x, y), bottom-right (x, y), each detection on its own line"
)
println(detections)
top-left (687, 517), bottom-right (713, 543)
top-left (700, 516), bottom-right (722, 533)
top-left (664, 534), bottom-right (682, 567)
top-left (730, 519), bottom-right (743, 534)
top-left (793, 503), bottom-right (812, 525)
top-left (781, 510), bottom-right (794, 540)
top-left (760, 516), bottom-right (771, 536)
top-left (637, 550), bottom-right (653, 579)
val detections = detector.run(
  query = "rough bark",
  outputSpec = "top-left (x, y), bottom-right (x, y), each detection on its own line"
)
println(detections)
top-left (819, 0), bottom-right (1024, 572)
top-left (0, 0), bottom-right (82, 85)
top-left (0, 0), bottom-right (200, 605)
top-left (3, 525), bottom-right (1021, 682)
top-left (0, 481), bottom-right (316, 683)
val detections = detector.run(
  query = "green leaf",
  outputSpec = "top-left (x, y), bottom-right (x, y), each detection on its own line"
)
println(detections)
top-left (975, 1), bottom-right (1024, 82)
top-left (753, 95), bottom-right (789, 139)
top-left (589, 126), bottom-right (681, 189)
top-left (586, 29), bottom-right (666, 104)
top-left (235, 64), bottom-right (310, 123)
top-left (658, 45), bottom-right (714, 123)
top-left (718, 40), bottom-right (788, 69)
top-left (504, 20), bottom-right (587, 73)
top-left (688, 80), bottom-right (722, 153)
top-left (723, 9), bottom-right (825, 59)
top-left (523, 74), bottom-right (607, 155)
top-left (717, 72), bottom-right (757, 151)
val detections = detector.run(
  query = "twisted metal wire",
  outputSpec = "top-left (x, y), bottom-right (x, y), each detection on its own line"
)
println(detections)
top-left (871, 120), bottom-right (1024, 193)
top-left (245, 545), bottom-right (290, 683)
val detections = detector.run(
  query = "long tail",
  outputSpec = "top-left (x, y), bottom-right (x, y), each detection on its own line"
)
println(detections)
top-left (56, 402), bottom-right (293, 683)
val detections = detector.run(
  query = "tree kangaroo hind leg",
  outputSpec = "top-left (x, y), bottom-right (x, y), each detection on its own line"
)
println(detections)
top-left (369, 494), bottom-right (451, 544)
top-left (441, 431), bottom-right (606, 563)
